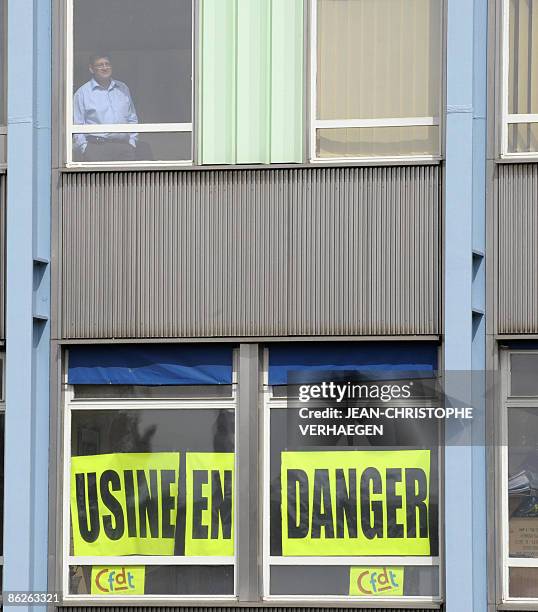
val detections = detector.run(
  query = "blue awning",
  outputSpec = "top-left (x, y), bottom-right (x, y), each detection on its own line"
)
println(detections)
top-left (268, 342), bottom-right (438, 385)
top-left (68, 344), bottom-right (234, 385)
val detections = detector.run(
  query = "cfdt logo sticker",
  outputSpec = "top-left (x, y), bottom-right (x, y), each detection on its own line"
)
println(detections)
top-left (90, 566), bottom-right (145, 595)
top-left (349, 567), bottom-right (404, 596)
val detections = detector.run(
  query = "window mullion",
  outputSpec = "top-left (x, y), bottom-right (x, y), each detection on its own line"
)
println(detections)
top-left (236, 343), bottom-right (261, 602)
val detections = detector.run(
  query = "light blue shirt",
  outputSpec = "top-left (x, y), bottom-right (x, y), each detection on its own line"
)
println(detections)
top-left (73, 78), bottom-right (138, 152)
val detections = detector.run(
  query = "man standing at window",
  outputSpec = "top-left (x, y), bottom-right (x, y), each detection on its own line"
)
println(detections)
top-left (73, 54), bottom-right (139, 162)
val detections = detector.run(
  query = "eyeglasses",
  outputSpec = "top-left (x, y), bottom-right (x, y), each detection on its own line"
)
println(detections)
top-left (93, 62), bottom-right (111, 69)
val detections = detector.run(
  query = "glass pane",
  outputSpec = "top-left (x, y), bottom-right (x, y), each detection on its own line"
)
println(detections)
top-left (270, 565), bottom-right (439, 597)
top-left (73, 0), bottom-right (192, 124)
top-left (317, 0), bottom-right (441, 121)
top-left (74, 384), bottom-right (234, 400)
top-left (269, 408), bottom-right (439, 560)
top-left (71, 409), bottom-right (235, 455)
top-left (70, 409), bottom-right (235, 561)
top-left (0, 0), bottom-right (5, 125)
top-left (0, 414), bottom-right (4, 555)
top-left (317, 126), bottom-right (439, 158)
top-left (0, 135), bottom-right (6, 165)
top-left (511, 354), bottom-right (538, 396)
top-left (69, 565), bottom-right (234, 596)
top-left (509, 0), bottom-right (538, 115)
top-left (72, 131), bottom-right (191, 162)
top-left (508, 408), bottom-right (538, 558)
top-left (509, 567), bottom-right (538, 597)
top-left (508, 122), bottom-right (538, 153)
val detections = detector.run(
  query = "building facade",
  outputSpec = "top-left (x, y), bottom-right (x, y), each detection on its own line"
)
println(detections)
top-left (1, 0), bottom-right (538, 611)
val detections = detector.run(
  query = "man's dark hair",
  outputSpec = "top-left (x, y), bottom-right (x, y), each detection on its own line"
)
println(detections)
top-left (89, 53), bottom-right (111, 66)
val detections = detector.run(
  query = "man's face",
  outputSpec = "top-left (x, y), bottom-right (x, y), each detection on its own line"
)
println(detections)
top-left (90, 57), bottom-right (112, 81)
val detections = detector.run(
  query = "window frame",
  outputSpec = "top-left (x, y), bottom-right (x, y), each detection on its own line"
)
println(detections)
top-left (500, 0), bottom-right (538, 159)
top-left (0, 0), bottom-right (7, 169)
top-left (261, 349), bottom-right (444, 605)
top-left (64, 0), bottom-right (195, 169)
top-left (59, 0), bottom-right (449, 170)
top-left (61, 351), bottom-right (239, 603)
top-left (309, 0), bottom-right (445, 164)
top-left (500, 349), bottom-right (538, 603)
top-left (0, 353), bottom-right (5, 578)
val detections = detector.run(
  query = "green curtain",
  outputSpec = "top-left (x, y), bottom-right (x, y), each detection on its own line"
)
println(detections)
top-left (199, 0), bottom-right (304, 164)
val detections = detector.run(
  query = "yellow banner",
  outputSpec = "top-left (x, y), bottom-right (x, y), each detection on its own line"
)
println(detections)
top-left (281, 450), bottom-right (430, 556)
top-left (349, 567), bottom-right (404, 596)
top-left (71, 452), bottom-right (180, 556)
top-left (185, 452), bottom-right (234, 556)
top-left (90, 566), bottom-right (145, 595)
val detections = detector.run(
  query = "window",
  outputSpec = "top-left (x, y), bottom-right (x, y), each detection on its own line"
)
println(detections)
top-left (66, 0), bottom-right (193, 166)
top-left (64, 0), bottom-right (448, 167)
top-left (198, 0), bottom-right (304, 165)
top-left (63, 343), bottom-right (444, 603)
top-left (0, 0), bottom-right (6, 165)
top-left (0, 354), bottom-right (4, 589)
top-left (311, 0), bottom-right (443, 161)
top-left (262, 352), bottom-right (442, 603)
top-left (63, 355), bottom-right (237, 600)
top-left (501, 351), bottom-right (538, 602)
top-left (502, 0), bottom-right (538, 156)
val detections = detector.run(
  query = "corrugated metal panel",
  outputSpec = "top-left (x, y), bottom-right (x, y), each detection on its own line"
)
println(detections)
top-left (200, 0), bottom-right (304, 164)
top-left (0, 173), bottom-right (5, 340)
top-left (60, 166), bottom-right (440, 339)
top-left (288, 166), bottom-right (439, 335)
top-left (498, 163), bottom-right (538, 334)
top-left (60, 607), bottom-right (438, 612)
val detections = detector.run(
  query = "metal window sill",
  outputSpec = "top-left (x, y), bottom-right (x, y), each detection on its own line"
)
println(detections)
top-left (57, 597), bottom-right (442, 609)
top-left (59, 158), bottom-right (443, 173)
top-left (497, 155), bottom-right (538, 164)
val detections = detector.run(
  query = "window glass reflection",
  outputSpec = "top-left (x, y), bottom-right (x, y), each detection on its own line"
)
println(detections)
top-left (71, 409), bottom-right (235, 456)
top-left (508, 0), bottom-right (538, 117)
top-left (315, 0), bottom-right (441, 158)
top-left (0, 0), bottom-right (5, 125)
top-left (72, 131), bottom-right (190, 162)
top-left (270, 565), bottom-right (439, 597)
top-left (70, 565), bottom-right (234, 596)
top-left (269, 408), bottom-right (440, 560)
top-left (509, 567), bottom-right (538, 598)
top-left (511, 354), bottom-right (538, 396)
top-left (508, 408), bottom-right (538, 558)
top-left (73, 384), bottom-right (234, 400)
top-left (72, 0), bottom-right (192, 162)
top-left (0, 414), bottom-right (4, 556)
top-left (69, 409), bottom-right (235, 567)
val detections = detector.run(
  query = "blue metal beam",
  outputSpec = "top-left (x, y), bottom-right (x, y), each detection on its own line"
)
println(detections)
top-left (4, 2), bottom-right (51, 611)
top-left (444, 0), bottom-right (487, 610)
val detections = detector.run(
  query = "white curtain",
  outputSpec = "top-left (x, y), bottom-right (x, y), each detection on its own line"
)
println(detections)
top-left (509, 0), bottom-right (538, 115)
top-left (509, 0), bottom-right (538, 152)
top-left (317, 0), bottom-right (442, 121)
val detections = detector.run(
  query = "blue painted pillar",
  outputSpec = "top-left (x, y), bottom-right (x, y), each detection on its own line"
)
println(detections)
top-left (444, 0), bottom-right (487, 610)
top-left (471, 0), bottom-right (488, 610)
top-left (4, 1), bottom-right (51, 610)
